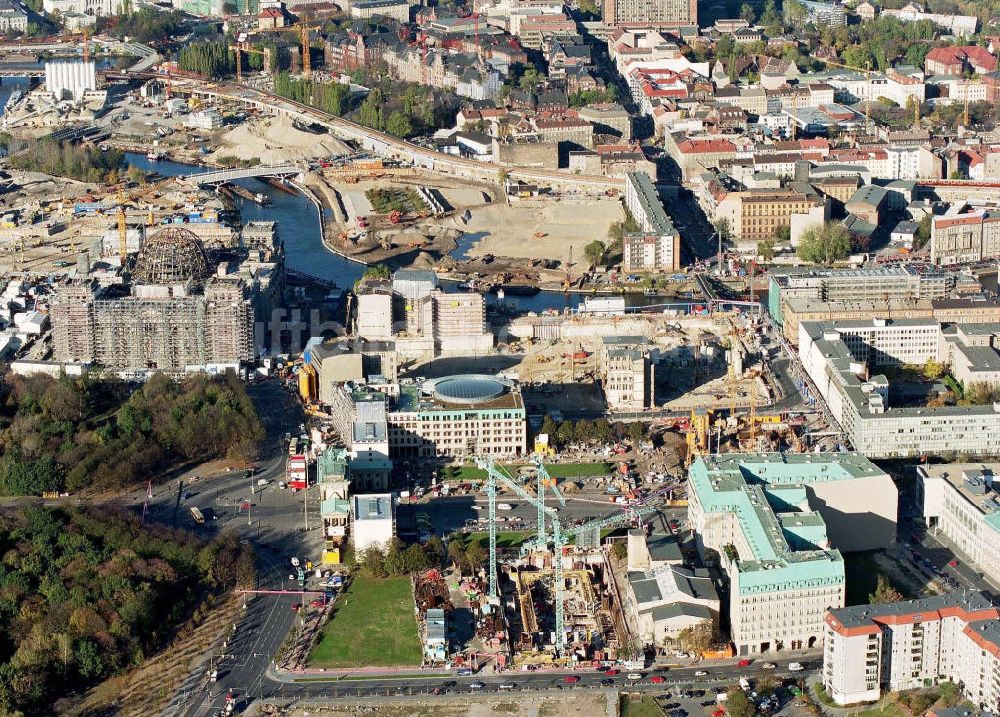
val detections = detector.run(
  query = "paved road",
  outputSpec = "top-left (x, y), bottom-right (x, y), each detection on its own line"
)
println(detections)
top-left (406, 492), bottom-right (687, 538)
top-left (230, 655), bottom-right (821, 704)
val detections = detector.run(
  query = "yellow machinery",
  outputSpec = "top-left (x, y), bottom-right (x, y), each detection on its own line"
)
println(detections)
top-left (686, 408), bottom-right (712, 464)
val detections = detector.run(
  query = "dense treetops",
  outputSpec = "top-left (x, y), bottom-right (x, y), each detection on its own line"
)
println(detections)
top-left (0, 506), bottom-right (254, 715)
top-left (9, 141), bottom-right (124, 184)
top-left (0, 372), bottom-right (263, 496)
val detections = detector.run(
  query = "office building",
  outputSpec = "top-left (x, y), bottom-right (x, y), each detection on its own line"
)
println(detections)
top-left (768, 266), bottom-right (954, 329)
top-left (776, 297), bottom-right (1000, 345)
top-left (623, 172), bottom-right (680, 272)
top-left (823, 592), bottom-right (1000, 707)
top-left (303, 338), bottom-right (399, 406)
top-left (916, 463), bottom-right (1000, 587)
top-left (389, 375), bottom-right (528, 459)
top-left (331, 375), bottom-right (529, 461)
top-left (800, 318), bottom-right (1000, 458)
top-left (627, 564), bottom-right (720, 646)
top-left (688, 453), bottom-right (897, 655)
top-left (603, 0), bottom-right (696, 29)
top-left (352, 493), bottom-right (396, 553)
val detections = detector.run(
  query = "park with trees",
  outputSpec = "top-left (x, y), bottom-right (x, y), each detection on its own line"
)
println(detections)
top-left (0, 506), bottom-right (254, 714)
top-left (0, 372), bottom-right (263, 496)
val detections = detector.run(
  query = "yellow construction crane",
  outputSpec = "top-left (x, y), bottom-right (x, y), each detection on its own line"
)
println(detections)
top-left (229, 43), bottom-right (273, 83)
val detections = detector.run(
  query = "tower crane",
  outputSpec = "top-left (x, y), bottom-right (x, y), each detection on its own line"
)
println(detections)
top-left (116, 188), bottom-right (128, 265)
top-left (300, 24), bottom-right (319, 79)
top-left (229, 43), bottom-right (274, 83)
top-left (475, 456), bottom-right (568, 652)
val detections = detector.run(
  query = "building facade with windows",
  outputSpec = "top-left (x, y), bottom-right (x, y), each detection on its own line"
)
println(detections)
top-left (915, 463), bottom-right (1000, 587)
top-left (799, 318), bottom-right (1000, 458)
top-left (688, 453), bottom-right (896, 656)
top-left (823, 593), bottom-right (1000, 707)
top-left (623, 172), bottom-right (680, 272)
top-left (602, 0), bottom-right (696, 29)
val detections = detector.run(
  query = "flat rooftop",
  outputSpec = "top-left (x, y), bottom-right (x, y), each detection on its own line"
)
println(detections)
top-left (353, 494), bottom-right (393, 521)
top-left (828, 591), bottom-right (996, 630)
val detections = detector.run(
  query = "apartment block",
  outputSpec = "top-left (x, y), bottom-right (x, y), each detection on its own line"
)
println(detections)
top-left (623, 172), bottom-right (680, 271)
top-left (823, 593), bottom-right (1000, 707)
top-left (603, 0), bottom-right (696, 29)
top-left (916, 464), bottom-right (1000, 586)
top-left (688, 453), bottom-right (896, 656)
top-left (716, 187), bottom-right (829, 245)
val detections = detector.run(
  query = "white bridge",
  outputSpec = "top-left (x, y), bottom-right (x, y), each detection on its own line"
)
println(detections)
top-left (183, 165), bottom-right (302, 185)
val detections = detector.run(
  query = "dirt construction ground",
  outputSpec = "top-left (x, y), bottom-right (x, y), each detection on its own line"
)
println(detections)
top-left (459, 197), bottom-right (625, 266)
top-left (281, 692), bottom-right (614, 717)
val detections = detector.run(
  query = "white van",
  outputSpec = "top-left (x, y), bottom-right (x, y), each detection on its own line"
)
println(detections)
top-left (788, 662), bottom-right (804, 672)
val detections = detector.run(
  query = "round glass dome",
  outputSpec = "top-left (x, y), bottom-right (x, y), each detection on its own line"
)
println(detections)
top-left (431, 376), bottom-right (507, 405)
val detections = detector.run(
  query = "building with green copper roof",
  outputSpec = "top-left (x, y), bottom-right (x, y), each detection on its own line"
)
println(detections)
top-left (688, 452), bottom-right (897, 656)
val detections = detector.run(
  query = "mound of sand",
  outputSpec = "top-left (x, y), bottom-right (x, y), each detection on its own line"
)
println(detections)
top-left (209, 113), bottom-right (351, 164)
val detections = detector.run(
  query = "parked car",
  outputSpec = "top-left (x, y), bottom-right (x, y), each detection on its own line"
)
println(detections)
top-left (788, 662), bottom-right (804, 672)
top-left (737, 659), bottom-right (752, 668)
top-left (563, 675), bottom-right (581, 684)
top-left (762, 663), bottom-right (776, 670)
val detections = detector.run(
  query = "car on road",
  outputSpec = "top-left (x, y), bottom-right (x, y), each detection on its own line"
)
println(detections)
top-left (788, 662), bottom-right (804, 672)
top-left (650, 675), bottom-right (666, 684)
top-left (949, 559), bottom-right (959, 567)
top-left (309, 598), bottom-right (325, 607)
top-left (563, 675), bottom-right (581, 684)
top-left (469, 682), bottom-right (485, 690)
top-left (182, 491), bottom-right (193, 500)
top-left (695, 670), bottom-right (708, 677)
top-left (600, 678), bottom-right (615, 687)
top-left (605, 669), bottom-right (619, 676)
top-left (762, 663), bottom-right (776, 669)
top-left (497, 503), bottom-right (514, 510)
top-left (737, 659), bottom-right (752, 668)
top-left (627, 673), bottom-right (643, 680)
top-left (499, 682), bottom-right (516, 690)
top-left (455, 669), bottom-right (472, 677)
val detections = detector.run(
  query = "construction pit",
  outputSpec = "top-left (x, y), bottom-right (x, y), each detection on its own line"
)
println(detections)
top-left (275, 692), bottom-right (615, 717)
top-left (312, 167), bottom-right (624, 291)
top-left (0, 173), bottom-right (233, 274)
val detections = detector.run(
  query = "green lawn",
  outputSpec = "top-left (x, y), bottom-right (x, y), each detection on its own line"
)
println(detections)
top-left (307, 575), bottom-right (422, 668)
top-left (447, 462), bottom-right (612, 482)
top-left (464, 531), bottom-right (530, 549)
top-left (621, 694), bottom-right (666, 717)
top-left (849, 702), bottom-right (906, 717)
